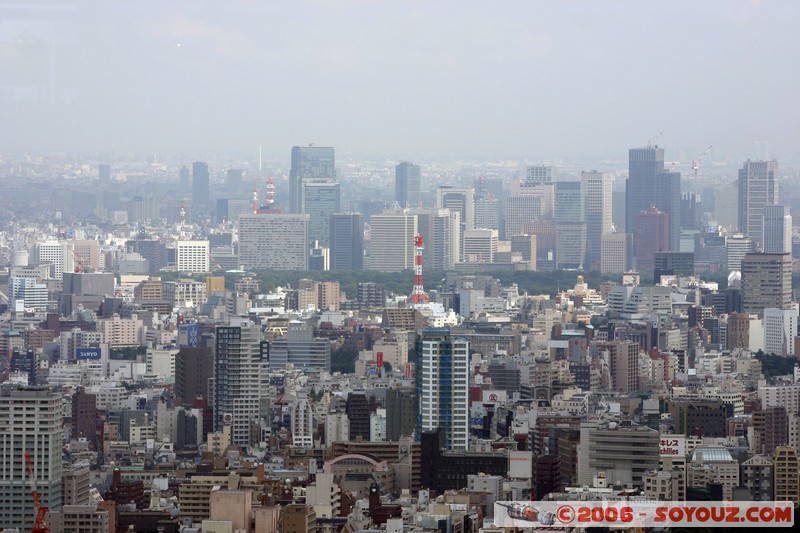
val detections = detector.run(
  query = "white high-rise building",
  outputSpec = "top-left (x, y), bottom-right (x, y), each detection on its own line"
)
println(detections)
top-left (213, 319), bottom-right (268, 446)
top-left (325, 412), bottom-right (350, 445)
top-left (417, 329), bottom-right (470, 451)
top-left (370, 408), bottom-right (387, 442)
top-left (176, 240), bottom-right (210, 273)
top-left (0, 386), bottom-right (63, 531)
top-left (581, 171), bottom-right (613, 271)
top-left (368, 212), bottom-right (417, 271)
top-left (763, 306), bottom-right (799, 356)
top-left (8, 277), bottom-right (48, 310)
top-left (463, 229), bottom-right (498, 263)
top-left (763, 205), bottom-right (792, 254)
top-left (738, 160), bottom-right (778, 248)
top-left (726, 234), bottom-right (753, 272)
top-left (35, 240), bottom-right (68, 279)
top-left (291, 399), bottom-right (314, 448)
top-left (238, 214), bottom-right (310, 270)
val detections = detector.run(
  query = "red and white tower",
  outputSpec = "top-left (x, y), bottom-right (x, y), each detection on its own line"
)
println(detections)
top-left (252, 185), bottom-right (259, 214)
top-left (407, 234), bottom-right (430, 305)
top-left (266, 176), bottom-right (275, 207)
top-left (179, 206), bottom-right (186, 240)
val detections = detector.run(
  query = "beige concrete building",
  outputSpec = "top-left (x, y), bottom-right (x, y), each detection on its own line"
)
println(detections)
top-left (210, 489), bottom-right (252, 532)
top-left (47, 504), bottom-right (110, 533)
top-left (773, 446), bottom-right (800, 504)
top-left (600, 233), bottom-right (630, 273)
top-left (280, 504), bottom-right (316, 533)
top-left (98, 314), bottom-right (145, 348)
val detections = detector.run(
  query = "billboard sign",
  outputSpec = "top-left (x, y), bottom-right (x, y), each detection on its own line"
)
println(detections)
top-left (76, 347), bottom-right (102, 360)
top-left (659, 434), bottom-right (686, 457)
top-left (508, 450), bottom-right (533, 479)
top-left (482, 390), bottom-right (508, 404)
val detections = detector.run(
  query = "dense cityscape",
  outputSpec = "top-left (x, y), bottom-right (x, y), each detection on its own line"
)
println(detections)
top-left (2, 1), bottom-right (799, 532)
top-left (0, 142), bottom-right (799, 532)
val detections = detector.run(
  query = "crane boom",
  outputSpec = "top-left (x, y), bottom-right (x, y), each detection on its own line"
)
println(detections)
top-left (24, 452), bottom-right (49, 533)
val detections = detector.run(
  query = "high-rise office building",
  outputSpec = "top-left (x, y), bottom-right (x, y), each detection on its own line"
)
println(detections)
top-left (505, 195), bottom-right (544, 239)
top-left (626, 147), bottom-right (681, 251)
top-left (741, 253), bottom-right (793, 316)
top-left (417, 328), bottom-right (470, 451)
top-left (290, 146), bottom-right (335, 214)
top-left (176, 240), bottom-right (210, 273)
top-left (554, 180), bottom-right (584, 224)
top-left (597, 340), bottom-right (639, 393)
top-left (302, 180), bottom-right (340, 246)
top-left (525, 165), bottom-right (554, 185)
top-left (600, 233), bottom-right (631, 274)
top-left (0, 385), bottom-right (62, 531)
top-left (175, 347), bottom-right (213, 407)
top-left (555, 223), bottom-right (587, 269)
top-left (192, 161), bottom-right (210, 215)
top-left (395, 162), bottom-right (422, 208)
top-left (213, 319), bottom-right (268, 446)
top-left (763, 205), bottom-right (792, 254)
top-left (368, 212), bottom-right (417, 271)
top-left (474, 198), bottom-right (500, 232)
top-left (581, 171), bottom-right (613, 271)
top-left (415, 208), bottom-right (460, 271)
top-left (738, 160), bottom-right (778, 248)
top-left (291, 399), bottom-right (314, 448)
top-left (436, 186), bottom-right (475, 231)
top-left (726, 234), bottom-right (753, 272)
top-left (633, 207), bottom-right (670, 275)
top-left (463, 229), bottom-right (498, 263)
top-left (238, 213), bottom-right (310, 270)
top-left (329, 213), bottom-right (364, 270)
top-left (268, 322), bottom-right (330, 371)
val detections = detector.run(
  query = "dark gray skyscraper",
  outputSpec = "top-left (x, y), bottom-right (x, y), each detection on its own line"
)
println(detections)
top-left (738, 160), bottom-right (778, 248)
top-left (192, 161), bottom-right (210, 214)
top-left (99, 163), bottom-right (110, 182)
top-left (330, 213), bottom-right (364, 270)
top-left (625, 146), bottom-right (680, 252)
top-left (290, 145), bottom-right (335, 214)
top-left (395, 162), bottom-right (421, 208)
top-left (226, 168), bottom-right (243, 192)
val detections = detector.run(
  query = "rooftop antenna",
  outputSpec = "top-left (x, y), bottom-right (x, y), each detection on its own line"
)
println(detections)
top-left (252, 185), bottom-right (259, 214)
top-left (259, 145), bottom-right (263, 173)
top-left (179, 206), bottom-right (186, 240)
top-left (266, 176), bottom-right (275, 207)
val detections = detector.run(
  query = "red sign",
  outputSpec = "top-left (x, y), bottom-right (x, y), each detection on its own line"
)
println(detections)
top-left (377, 352), bottom-right (384, 368)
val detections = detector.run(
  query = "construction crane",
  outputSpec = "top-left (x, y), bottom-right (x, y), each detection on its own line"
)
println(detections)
top-left (24, 452), bottom-right (49, 533)
top-left (691, 145), bottom-right (713, 177)
top-left (646, 131), bottom-right (663, 148)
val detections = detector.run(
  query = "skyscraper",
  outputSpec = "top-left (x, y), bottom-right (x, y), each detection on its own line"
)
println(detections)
top-left (525, 164), bottom-right (554, 185)
top-left (417, 328), bottom-right (470, 450)
top-left (416, 208), bottom-right (461, 271)
top-left (0, 385), bottom-right (62, 531)
top-left (99, 163), bottom-right (111, 182)
top-left (625, 146), bottom-right (681, 251)
top-left (302, 179), bottom-right (341, 246)
top-left (238, 214), bottom-right (310, 270)
top-left (436, 186), bottom-right (475, 232)
top-left (738, 160), bottom-right (778, 248)
top-left (395, 162), bottom-right (421, 208)
top-left (581, 171), bottom-right (613, 271)
top-left (329, 213), bottom-right (364, 270)
top-left (290, 146), bottom-right (335, 214)
top-left (226, 168), bottom-right (243, 192)
top-left (368, 212), bottom-right (417, 271)
top-left (763, 205), bottom-right (791, 254)
top-left (213, 319), bottom-right (268, 446)
top-left (741, 253), bottom-right (793, 316)
top-left (633, 207), bottom-right (670, 275)
top-left (192, 161), bottom-right (210, 215)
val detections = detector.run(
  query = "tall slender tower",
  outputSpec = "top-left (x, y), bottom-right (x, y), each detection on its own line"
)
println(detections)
top-left (408, 234), bottom-right (429, 305)
top-left (416, 329), bottom-right (470, 450)
top-left (738, 160), bottom-right (778, 249)
top-left (192, 161), bottom-right (210, 215)
top-left (0, 385), bottom-right (62, 531)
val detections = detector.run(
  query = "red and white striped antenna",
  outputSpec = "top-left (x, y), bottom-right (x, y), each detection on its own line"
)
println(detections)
top-left (252, 184), bottom-right (259, 214)
top-left (407, 234), bottom-right (429, 305)
top-left (266, 176), bottom-right (275, 207)
top-left (179, 205), bottom-right (186, 240)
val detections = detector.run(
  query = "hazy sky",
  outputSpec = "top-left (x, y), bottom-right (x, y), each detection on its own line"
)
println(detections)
top-left (1, 0), bottom-right (798, 162)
